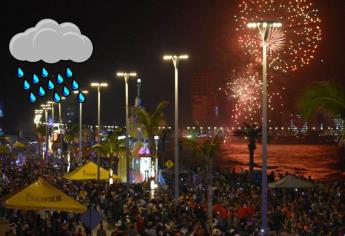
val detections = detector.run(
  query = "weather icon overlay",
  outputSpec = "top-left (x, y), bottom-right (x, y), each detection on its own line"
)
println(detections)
top-left (9, 19), bottom-right (92, 104)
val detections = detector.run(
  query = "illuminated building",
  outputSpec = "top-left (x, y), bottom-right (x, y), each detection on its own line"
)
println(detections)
top-left (191, 73), bottom-right (218, 125)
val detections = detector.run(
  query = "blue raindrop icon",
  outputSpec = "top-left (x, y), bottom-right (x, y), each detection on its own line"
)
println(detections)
top-left (63, 86), bottom-right (70, 97)
top-left (66, 68), bottom-right (72, 77)
top-left (54, 92), bottom-right (61, 103)
top-left (57, 74), bottom-right (64, 84)
top-left (72, 80), bottom-right (79, 90)
top-left (23, 80), bottom-right (30, 90)
top-left (48, 80), bottom-right (54, 90)
top-left (39, 86), bottom-right (46, 97)
top-left (32, 74), bottom-right (39, 84)
top-left (42, 67), bottom-right (48, 77)
top-left (29, 93), bottom-right (36, 103)
top-left (77, 91), bottom-right (85, 103)
top-left (17, 68), bottom-right (24, 78)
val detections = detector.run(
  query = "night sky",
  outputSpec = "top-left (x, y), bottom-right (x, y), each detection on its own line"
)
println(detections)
top-left (1, 0), bottom-right (345, 135)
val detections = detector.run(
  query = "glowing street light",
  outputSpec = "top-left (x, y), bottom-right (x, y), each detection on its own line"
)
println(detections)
top-left (90, 82), bottom-right (108, 181)
top-left (163, 54), bottom-right (189, 60)
top-left (58, 97), bottom-right (66, 156)
top-left (247, 21), bottom-right (282, 236)
top-left (41, 104), bottom-right (51, 161)
top-left (116, 72), bottom-right (137, 184)
top-left (74, 90), bottom-right (89, 157)
top-left (163, 54), bottom-right (189, 206)
top-left (47, 101), bottom-right (55, 124)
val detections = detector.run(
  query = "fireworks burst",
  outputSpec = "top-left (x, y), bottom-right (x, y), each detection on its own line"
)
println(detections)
top-left (262, 27), bottom-right (286, 54)
top-left (226, 70), bottom-right (261, 123)
top-left (225, 67), bottom-right (285, 126)
top-left (235, 0), bottom-right (322, 73)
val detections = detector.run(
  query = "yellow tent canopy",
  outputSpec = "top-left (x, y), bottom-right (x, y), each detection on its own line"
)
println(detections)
top-left (13, 141), bottom-right (25, 149)
top-left (64, 161), bottom-right (120, 181)
top-left (5, 178), bottom-right (86, 213)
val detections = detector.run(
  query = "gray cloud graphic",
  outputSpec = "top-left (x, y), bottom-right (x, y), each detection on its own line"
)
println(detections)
top-left (9, 19), bottom-right (93, 64)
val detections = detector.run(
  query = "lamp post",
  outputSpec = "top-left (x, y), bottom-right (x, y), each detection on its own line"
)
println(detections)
top-left (58, 97), bottom-right (66, 157)
top-left (135, 78), bottom-right (142, 108)
top-left (90, 82), bottom-right (108, 181)
top-left (58, 97), bottom-right (66, 126)
top-left (48, 101), bottom-right (55, 124)
top-left (116, 72), bottom-right (137, 185)
top-left (34, 109), bottom-right (43, 157)
top-left (47, 101), bottom-right (56, 149)
top-left (41, 104), bottom-right (51, 162)
top-left (74, 90), bottom-right (89, 158)
top-left (247, 21), bottom-right (282, 236)
top-left (163, 54), bottom-right (189, 206)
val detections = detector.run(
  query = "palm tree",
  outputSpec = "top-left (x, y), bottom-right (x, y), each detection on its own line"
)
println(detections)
top-left (64, 123), bottom-right (79, 160)
top-left (298, 82), bottom-right (345, 145)
top-left (35, 125), bottom-right (46, 157)
top-left (91, 130), bottom-right (126, 172)
top-left (298, 82), bottom-right (345, 118)
top-left (134, 101), bottom-right (168, 178)
top-left (158, 128), bottom-right (172, 166)
top-left (183, 132), bottom-right (221, 232)
top-left (235, 123), bottom-right (261, 181)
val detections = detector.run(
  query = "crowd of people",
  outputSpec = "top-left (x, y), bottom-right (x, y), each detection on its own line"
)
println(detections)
top-left (0, 146), bottom-right (344, 236)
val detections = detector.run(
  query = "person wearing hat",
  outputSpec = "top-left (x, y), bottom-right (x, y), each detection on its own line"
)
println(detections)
top-left (212, 228), bottom-right (223, 235)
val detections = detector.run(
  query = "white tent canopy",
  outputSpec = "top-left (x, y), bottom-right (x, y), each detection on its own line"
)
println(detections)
top-left (269, 175), bottom-right (315, 189)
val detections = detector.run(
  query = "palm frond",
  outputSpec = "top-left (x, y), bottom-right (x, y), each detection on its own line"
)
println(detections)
top-left (298, 82), bottom-right (345, 120)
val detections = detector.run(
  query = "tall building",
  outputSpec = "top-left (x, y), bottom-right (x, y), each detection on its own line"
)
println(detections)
top-left (191, 73), bottom-right (218, 125)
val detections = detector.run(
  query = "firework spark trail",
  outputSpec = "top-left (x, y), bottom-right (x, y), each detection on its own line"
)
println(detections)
top-left (235, 0), bottom-right (322, 73)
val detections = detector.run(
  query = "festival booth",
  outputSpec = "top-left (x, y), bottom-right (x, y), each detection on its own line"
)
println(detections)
top-left (64, 161), bottom-right (120, 181)
top-left (5, 178), bottom-right (86, 213)
top-left (132, 144), bottom-right (157, 183)
top-left (269, 175), bottom-right (315, 203)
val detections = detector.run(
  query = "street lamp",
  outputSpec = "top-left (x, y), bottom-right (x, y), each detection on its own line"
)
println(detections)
top-left (41, 104), bottom-right (51, 162)
top-left (74, 90), bottom-right (89, 158)
top-left (247, 21), bottom-right (282, 236)
top-left (116, 72), bottom-right (137, 184)
top-left (47, 101), bottom-right (55, 124)
top-left (90, 82), bottom-right (108, 181)
top-left (163, 54), bottom-right (189, 206)
top-left (58, 97), bottom-right (66, 157)
top-left (135, 78), bottom-right (142, 108)
top-left (58, 97), bottom-right (66, 126)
